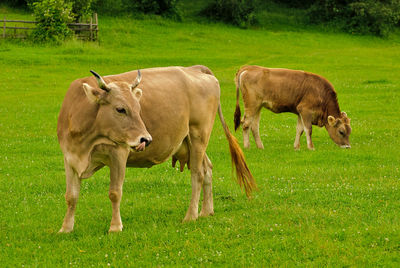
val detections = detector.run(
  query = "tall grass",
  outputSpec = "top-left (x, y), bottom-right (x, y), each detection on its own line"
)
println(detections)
top-left (0, 6), bottom-right (399, 266)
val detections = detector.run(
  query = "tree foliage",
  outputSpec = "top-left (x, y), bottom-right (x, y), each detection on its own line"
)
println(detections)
top-left (272, 0), bottom-right (314, 9)
top-left (91, 0), bottom-right (181, 19)
top-left (4, 0), bottom-right (400, 37)
top-left (70, 0), bottom-right (93, 21)
top-left (2, 0), bottom-right (31, 8)
top-left (201, 0), bottom-right (256, 28)
top-left (308, 0), bottom-right (400, 36)
top-left (30, 0), bottom-right (74, 43)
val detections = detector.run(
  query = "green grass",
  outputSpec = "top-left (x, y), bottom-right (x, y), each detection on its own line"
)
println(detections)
top-left (1, 6), bottom-right (400, 267)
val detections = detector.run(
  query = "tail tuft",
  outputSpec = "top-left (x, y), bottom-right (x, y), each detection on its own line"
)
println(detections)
top-left (225, 131), bottom-right (257, 198)
top-left (219, 105), bottom-right (256, 198)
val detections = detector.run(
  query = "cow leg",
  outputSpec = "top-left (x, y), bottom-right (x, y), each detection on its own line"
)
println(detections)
top-left (108, 149), bottom-right (129, 232)
top-left (243, 123), bottom-right (251, 149)
top-left (183, 130), bottom-right (208, 221)
top-left (242, 105), bottom-right (263, 149)
top-left (242, 113), bottom-right (251, 149)
top-left (294, 116), bottom-right (304, 150)
top-left (59, 160), bottom-right (81, 233)
top-left (200, 154), bottom-right (214, 217)
top-left (300, 112), bottom-right (315, 150)
top-left (250, 111), bottom-right (264, 149)
top-left (242, 108), bottom-right (252, 149)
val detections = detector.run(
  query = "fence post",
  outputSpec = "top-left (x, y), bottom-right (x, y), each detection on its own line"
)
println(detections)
top-left (90, 16), bottom-right (93, 41)
top-left (3, 17), bottom-right (5, 38)
top-left (94, 13), bottom-right (98, 41)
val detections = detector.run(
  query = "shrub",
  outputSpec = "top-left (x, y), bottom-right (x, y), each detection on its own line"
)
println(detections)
top-left (90, 0), bottom-right (124, 15)
top-left (69, 0), bottom-right (93, 22)
top-left (308, 0), bottom-right (400, 36)
top-left (2, 0), bottom-right (31, 8)
top-left (347, 1), bottom-right (400, 36)
top-left (91, 0), bottom-right (180, 19)
top-left (201, 0), bottom-right (256, 28)
top-left (271, 0), bottom-right (314, 9)
top-left (30, 0), bottom-right (74, 43)
top-left (130, 0), bottom-right (181, 19)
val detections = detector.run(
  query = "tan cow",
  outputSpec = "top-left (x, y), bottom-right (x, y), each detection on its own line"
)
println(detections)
top-left (57, 65), bottom-right (256, 233)
top-left (234, 65), bottom-right (352, 150)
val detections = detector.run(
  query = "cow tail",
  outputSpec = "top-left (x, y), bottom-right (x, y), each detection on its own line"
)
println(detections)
top-left (234, 70), bottom-right (242, 131)
top-left (218, 104), bottom-right (257, 198)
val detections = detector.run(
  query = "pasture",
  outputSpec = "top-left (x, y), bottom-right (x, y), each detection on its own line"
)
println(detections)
top-left (1, 6), bottom-right (400, 266)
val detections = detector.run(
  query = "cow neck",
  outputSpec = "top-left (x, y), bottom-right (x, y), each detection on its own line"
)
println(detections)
top-left (65, 104), bottom-right (111, 177)
top-left (324, 98), bottom-right (341, 124)
top-left (66, 131), bottom-right (116, 178)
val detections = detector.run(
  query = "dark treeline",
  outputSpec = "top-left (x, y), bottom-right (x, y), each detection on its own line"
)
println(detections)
top-left (201, 0), bottom-right (400, 36)
top-left (3, 0), bottom-right (400, 36)
top-left (2, 0), bottom-right (180, 20)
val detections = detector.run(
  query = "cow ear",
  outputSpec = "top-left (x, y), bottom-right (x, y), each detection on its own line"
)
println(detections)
top-left (132, 88), bottom-right (142, 101)
top-left (328, 115), bottom-right (336, 126)
top-left (83, 83), bottom-right (103, 103)
top-left (341, 112), bottom-right (351, 124)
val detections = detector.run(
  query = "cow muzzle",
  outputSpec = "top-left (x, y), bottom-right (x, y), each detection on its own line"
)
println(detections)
top-left (130, 136), bottom-right (152, 152)
top-left (340, 144), bottom-right (351, 149)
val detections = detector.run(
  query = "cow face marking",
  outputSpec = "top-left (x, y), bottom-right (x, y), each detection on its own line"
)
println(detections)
top-left (326, 113), bottom-right (352, 148)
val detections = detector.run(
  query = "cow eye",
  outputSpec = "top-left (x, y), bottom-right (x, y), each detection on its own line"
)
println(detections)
top-left (339, 130), bottom-right (345, 136)
top-left (116, 107), bottom-right (126, 114)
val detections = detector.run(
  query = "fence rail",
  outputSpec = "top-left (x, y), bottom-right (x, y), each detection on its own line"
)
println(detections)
top-left (1, 14), bottom-right (98, 41)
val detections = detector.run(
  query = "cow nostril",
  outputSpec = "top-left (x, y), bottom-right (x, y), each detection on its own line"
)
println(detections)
top-left (140, 137), bottom-right (151, 146)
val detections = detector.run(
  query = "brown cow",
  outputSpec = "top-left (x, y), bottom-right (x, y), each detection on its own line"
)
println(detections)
top-left (234, 65), bottom-right (351, 150)
top-left (57, 65), bottom-right (256, 233)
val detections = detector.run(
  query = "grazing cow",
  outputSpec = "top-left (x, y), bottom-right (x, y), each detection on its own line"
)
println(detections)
top-left (234, 65), bottom-right (352, 150)
top-left (57, 65), bottom-right (256, 233)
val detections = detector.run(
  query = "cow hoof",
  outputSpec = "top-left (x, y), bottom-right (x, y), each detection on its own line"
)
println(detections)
top-left (199, 210), bottom-right (214, 217)
top-left (58, 227), bottom-right (73, 233)
top-left (182, 214), bottom-right (198, 222)
top-left (109, 225), bottom-right (123, 232)
top-left (308, 147), bottom-right (315, 151)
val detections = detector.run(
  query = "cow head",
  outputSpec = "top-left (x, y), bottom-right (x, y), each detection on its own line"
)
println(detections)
top-left (326, 112), bottom-right (352, 148)
top-left (82, 70), bottom-right (152, 152)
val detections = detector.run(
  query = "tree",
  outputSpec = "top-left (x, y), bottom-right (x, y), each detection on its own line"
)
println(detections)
top-left (308, 0), bottom-right (400, 36)
top-left (30, 0), bottom-right (74, 43)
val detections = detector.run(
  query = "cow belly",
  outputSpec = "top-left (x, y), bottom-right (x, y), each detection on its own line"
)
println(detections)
top-left (263, 100), bottom-right (295, 114)
top-left (126, 145), bottom-right (182, 168)
top-left (126, 158), bottom-right (159, 168)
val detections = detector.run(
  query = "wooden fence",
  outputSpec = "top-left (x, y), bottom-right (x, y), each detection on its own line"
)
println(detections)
top-left (1, 13), bottom-right (98, 41)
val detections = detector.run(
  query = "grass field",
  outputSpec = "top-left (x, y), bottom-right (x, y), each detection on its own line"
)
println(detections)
top-left (1, 5), bottom-right (400, 266)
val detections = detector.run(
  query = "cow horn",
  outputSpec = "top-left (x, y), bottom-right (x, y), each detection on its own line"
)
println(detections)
top-left (90, 70), bottom-right (109, 92)
top-left (131, 70), bottom-right (142, 89)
